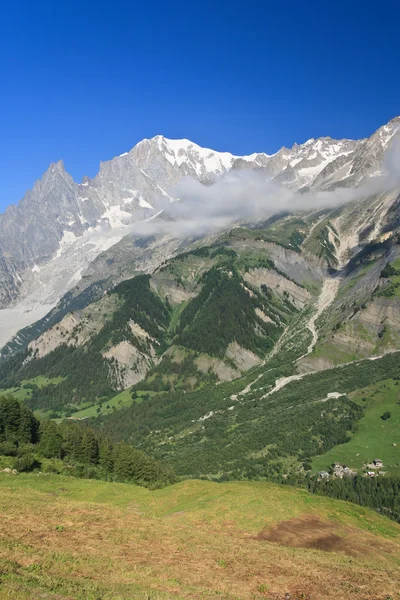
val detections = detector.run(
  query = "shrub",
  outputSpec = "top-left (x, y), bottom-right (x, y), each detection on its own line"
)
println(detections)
top-left (42, 461), bottom-right (60, 474)
top-left (381, 264), bottom-right (397, 278)
top-left (13, 453), bottom-right (41, 472)
top-left (17, 443), bottom-right (36, 457)
top-left (381, 411), bottom-right (391, 421)
top-left (0, 441), bottom-right (18, 456)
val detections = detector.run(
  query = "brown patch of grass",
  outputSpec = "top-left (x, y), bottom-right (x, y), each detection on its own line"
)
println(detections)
top-left (257, 515), bottom-right (397, 558)
top-left (1, 476), bottom-right (400, 599)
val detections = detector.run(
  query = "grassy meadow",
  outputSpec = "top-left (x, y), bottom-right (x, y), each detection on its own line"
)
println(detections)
top-left (312, 378), bottom-right (400, 475)
top-left (1, 473), bottom-right (400, 599)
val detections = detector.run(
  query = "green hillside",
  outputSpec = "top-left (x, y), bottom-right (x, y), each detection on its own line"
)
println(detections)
top-left (312, 378), bottom-right (400, 475)
top-left (95, 351), bottom-right (400, 480)
top-left (0, 241), bottom-right (299, 416)
top-left (1, 473), bottom-right (400, 599)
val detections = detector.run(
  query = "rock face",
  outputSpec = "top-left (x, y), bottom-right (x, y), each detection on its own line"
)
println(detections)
top-left (244, 268), bottom-right (312, 309)
top-left (0, 117), bottom-right (399, 349)
top-left (103, 340), bottom-right (157, 389)
top-left (27, 294), bottom-right (120, 360)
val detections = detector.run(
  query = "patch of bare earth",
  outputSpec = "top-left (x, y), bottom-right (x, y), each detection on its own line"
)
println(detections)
top-left (257, 515), bottom-right (395, 558)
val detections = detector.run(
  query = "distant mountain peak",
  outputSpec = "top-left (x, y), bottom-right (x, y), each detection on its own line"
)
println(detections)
top-left (0, 116), bottom-right (399, 348)
top-left (46, 159), bottom-right (66, 175)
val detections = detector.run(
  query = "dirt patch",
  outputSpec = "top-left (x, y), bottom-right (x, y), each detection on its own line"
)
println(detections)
top-left (257, 515), bottom-right (378, 557)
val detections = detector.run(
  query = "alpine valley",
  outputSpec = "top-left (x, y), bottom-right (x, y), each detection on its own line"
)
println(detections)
top-left (1, 116), bottom-right (400, 474)
top-left (3, 117), bottom-right (400, 599)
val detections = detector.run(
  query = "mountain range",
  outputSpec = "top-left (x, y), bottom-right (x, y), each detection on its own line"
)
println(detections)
top-left (0, 116), bottom-right (399, 351)
top-left (1, 116), bottom-right (400, 483)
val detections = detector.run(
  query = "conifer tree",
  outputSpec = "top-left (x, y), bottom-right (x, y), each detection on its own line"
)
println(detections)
top-left (99, 436), bottom-right (114, 473)
top-left (38, 420), bottom-right (63, 458)
top-left (19, 404), bottom-right (38, 444)
top-left (81, 429), bottom-right (99, 464)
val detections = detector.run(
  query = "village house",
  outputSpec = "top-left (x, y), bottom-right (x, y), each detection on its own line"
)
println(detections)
top-left (332, 463), bottom-right (356, 479)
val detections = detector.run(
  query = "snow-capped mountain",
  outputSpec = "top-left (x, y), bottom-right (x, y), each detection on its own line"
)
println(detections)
top-left (0, 116), bottom-right (399, 348)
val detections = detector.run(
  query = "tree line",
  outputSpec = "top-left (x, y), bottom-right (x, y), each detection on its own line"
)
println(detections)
top-left (308, 474), bottom-right (400, 523)
top-left (0, 395), bottom-right (174, 488)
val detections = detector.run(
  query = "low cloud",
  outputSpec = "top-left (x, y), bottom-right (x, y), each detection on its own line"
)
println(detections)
top-left (125, 131), bottom-right (400, 240)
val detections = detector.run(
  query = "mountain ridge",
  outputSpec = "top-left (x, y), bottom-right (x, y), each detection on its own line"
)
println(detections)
top-left (0, 117), bottom-right (399, 351)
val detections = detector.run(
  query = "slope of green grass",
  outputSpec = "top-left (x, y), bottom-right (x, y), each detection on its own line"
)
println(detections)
top-left (311, 341), bottom-right (358, 365)
top-left (1, 375), bottom-right (65, 401)
top-left (376, 256), bottom-right (400, 298)
top-left (312, 378), bottom-right (400, 475)
top-left (96, 350), bottom-right (400, 478)
top-left (69, 388), bottom-right (157, 419)
top-left (1, 473), bottom-right (400, 599)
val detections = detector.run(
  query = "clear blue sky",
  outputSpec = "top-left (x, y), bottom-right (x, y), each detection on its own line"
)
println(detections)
top-left (0, 0), bottom-right (399, 211)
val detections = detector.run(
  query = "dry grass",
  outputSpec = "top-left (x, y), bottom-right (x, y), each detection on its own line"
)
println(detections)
top-left (0, 474), bottom-right (400, 599)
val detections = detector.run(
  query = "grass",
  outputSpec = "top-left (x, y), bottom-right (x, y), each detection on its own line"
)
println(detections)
top-left (1, 376), bottom-right (65, 403)
top-left (167, 300), bottom-right (190, 337)
top-left (312, 378), bottom-right (400, 475)
top-left (377, 257), bottom-right (400, 298)
top-left (311, 341), bottom-right (358, 365)
top-left (1, 473), bottom-right (400, 599)
top-left (68, 388), bottom-right (156, 419)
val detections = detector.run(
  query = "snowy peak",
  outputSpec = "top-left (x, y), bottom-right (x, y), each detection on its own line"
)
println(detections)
top-left (130, 134), bottom-right (237, 181)
top-left (0, 116), bottom-right (398, 320)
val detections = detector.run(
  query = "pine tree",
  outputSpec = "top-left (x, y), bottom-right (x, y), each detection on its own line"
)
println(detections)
top-left (61, 423), bottom-right (85, 463)
top-left (113, 442), bottom-right (135, 481)
top-left (38, 420), bottom-right (63, 458)
top-left (19, 404), bottom-right (38, 444)
top-left (81, 429), bottom-right (99, 465)
top-left (99, 436), bottom-right (114, 474)
top-left (0, 396), bottom-right (21, 442)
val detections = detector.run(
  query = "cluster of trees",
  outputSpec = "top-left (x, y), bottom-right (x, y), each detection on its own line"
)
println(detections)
top-left (131, 352), bottom-right (218, 394)
top-left (0, 395), bottom-right (174, 487)
top-left (96, 275), bottom-right (170, 352)
top-left (377, 259), bottom-right (400, 298)
top-left (257, 218), bottom-right (308, 252)
top-left (95, 367), bottom-right (363, 480)
top-left (158, 244), bottom-right (238, 275)
top-left (176, 267), bottom-right (283, 357)
top-left (219, 218), bottom-right (308, 253)
top-left (0, 274), bottom-right (172, 413)
top-left (0, 248), bottom-right (296, 414)
top-left (308, 475), bottom-right (400, 523)
top-left (95, 350), bottom-right (400, 482)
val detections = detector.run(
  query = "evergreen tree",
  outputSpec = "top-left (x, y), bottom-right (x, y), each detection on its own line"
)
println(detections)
top-left (81, 429), bottom-right (99, 465)
top-left (0, 396), bottom-right (22, 442)
top-left (38, 420), bottom-right (63, 458)
top-left (61, 423), bottom-right (85, 463)
top-left (19, 404), bottom-right (38, 444)
top-left (98, 436), bottom-right (114, 473)
top-left (113, 442), bottom-right (134, 481)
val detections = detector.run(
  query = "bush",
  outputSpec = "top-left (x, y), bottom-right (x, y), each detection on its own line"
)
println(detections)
top-left (0, 441), bottom-right (18, 456)
top-left (381, 411), bottom-right (391, 421)
top-left (42, 461), bottom-right (61, 474)
top-left (13, 453), bottom-right (41, 472)
top-left (381, 264), bottom-right (397, 278)
top-left (17, 443), bottom-right (36, 457)
top-left (48, 411), bottom-right (61, 419)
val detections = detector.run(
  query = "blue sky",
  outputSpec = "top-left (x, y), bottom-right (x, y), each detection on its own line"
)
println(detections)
top-left (0, 0), bottom-right (399, 211)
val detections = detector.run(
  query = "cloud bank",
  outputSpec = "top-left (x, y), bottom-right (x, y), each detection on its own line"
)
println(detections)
top-left (124, 131), bottom-right (400, 240)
